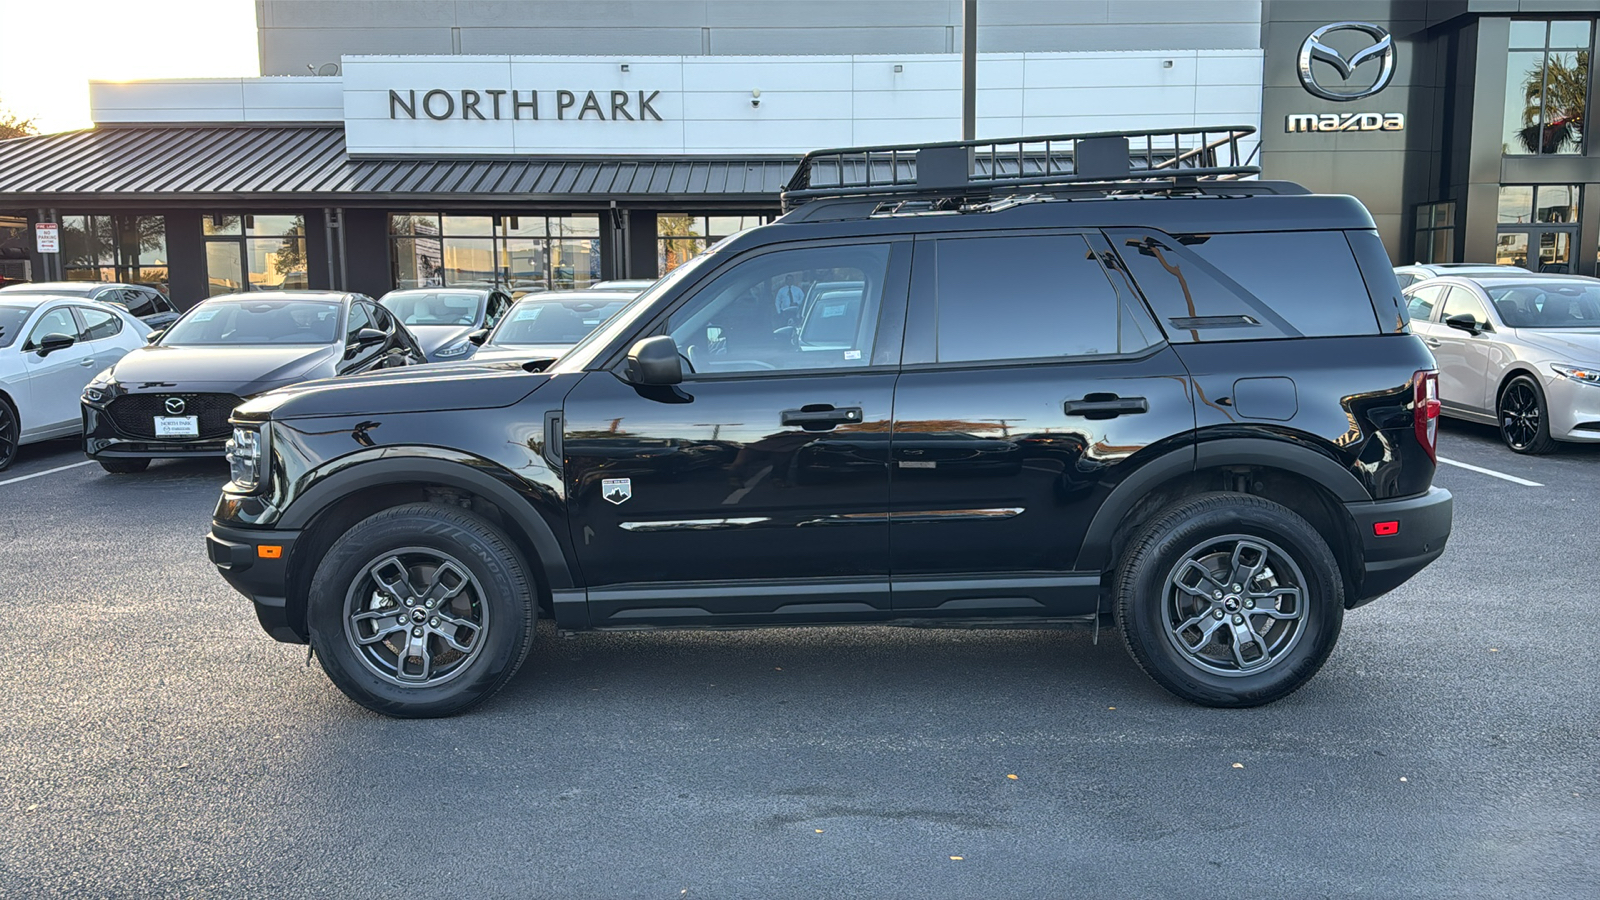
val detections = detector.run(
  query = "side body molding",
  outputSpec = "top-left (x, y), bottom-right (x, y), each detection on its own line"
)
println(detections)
top-left (277, 451), bottom-right (576, 593)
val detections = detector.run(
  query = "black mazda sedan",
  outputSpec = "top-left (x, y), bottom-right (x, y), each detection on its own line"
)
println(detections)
top-left (82, 291), bottom-right (424, 473)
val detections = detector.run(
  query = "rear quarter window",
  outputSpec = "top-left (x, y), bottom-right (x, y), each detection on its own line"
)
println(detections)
top-left (1108, 229), bottom-right (1386, 342)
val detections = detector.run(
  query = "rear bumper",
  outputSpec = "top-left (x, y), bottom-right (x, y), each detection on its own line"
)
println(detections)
top-left (206, 524), bottom-right (304, 644)
top-left (1344, 486), bottom-right (1453, 607)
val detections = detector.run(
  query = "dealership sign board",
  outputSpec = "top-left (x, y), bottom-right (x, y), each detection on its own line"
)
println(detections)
top-left (1287, 22), bottom-right (1403, 132)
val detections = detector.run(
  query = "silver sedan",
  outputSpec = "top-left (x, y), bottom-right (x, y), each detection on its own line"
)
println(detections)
top-left (0, 295), bottom-right (151, 470)
top-left (1403, 273), bottom-right (1600, 454)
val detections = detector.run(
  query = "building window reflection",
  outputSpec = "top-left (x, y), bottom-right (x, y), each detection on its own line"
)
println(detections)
top-left (1503, 20), bottom-right (1590, 156)
top-left (656, 213), bottom-right (773, 275)
top-left (57, 214), bottom-right (168, 289)
top-left (1412, 201), bottom-right (1456, 263)
top-left (389, 213), bottom-right (600, 294)
top-left (1496, 185), bottom-right (1581, 272)
top-left (202, 214), bottom-right (307, 296)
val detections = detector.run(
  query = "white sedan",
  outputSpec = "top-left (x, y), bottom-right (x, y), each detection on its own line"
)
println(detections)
top-left (0, 295), bottom-right (151, 471)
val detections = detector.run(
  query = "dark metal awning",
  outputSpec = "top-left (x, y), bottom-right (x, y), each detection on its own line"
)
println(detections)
top-left (0, 124), bottom-right (797, 206)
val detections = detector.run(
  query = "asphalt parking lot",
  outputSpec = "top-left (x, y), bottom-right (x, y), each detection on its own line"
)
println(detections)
top-left (1, 420), bottom-right (1596, 899)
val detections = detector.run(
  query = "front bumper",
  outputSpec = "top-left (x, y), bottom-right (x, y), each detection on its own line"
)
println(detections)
top-left (1343, 486), bottom-right (1453, 607)
top-left (83, 404), bottom-right (230, 459)
top-left (1544, 374), bottom-right (1600, 443)
top-left (206, 524), bottom-right (304, 644)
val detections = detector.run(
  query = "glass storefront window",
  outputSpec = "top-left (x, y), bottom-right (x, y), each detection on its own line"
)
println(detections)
top-left (656, 213), bottom-right (774, 275)
top-left (1497, 186), bottom-right (1581, 273)
top-left (1535, 185), bottom-right (1580, 223)
top-left (1502, 22), bottom-right (1589, 156)
top-left (56, 214), bottom-right (169, 288)
top-left (1498, 186), bottom-right (1535, 223)
top-left (1412, 200), bottom-right (1457, 263)
top-left (1496, 232), bottom-right (1529, 268)
top-left (203, 213), bottom-right (306, 293)
top-left (387, 213), bottom-right (600, 292)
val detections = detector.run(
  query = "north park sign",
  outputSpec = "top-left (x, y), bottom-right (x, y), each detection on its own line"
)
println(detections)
top-left (388, 88), bottom-right (664, 122)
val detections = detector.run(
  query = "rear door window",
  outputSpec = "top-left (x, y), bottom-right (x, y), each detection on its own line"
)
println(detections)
top-left (930, 233), bottom-right (1156, 362)
top-left (120, 289), bottom-right (156, 318)
top-left (75, 306), bottom-right (124, 341)
top-left (1108, 229), bottom-right (1383, 342)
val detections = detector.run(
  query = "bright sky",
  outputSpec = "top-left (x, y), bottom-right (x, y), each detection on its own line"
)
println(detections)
top-left (0, 0), bottom-right (259, 134)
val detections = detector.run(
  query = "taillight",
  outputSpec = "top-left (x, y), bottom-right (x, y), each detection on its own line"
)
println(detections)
top-left (1413, 369), bottom-right (1440, 461)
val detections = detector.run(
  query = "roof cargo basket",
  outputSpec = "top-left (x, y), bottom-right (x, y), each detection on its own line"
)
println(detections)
top-left (781, 126), bottom-right (1258, 212)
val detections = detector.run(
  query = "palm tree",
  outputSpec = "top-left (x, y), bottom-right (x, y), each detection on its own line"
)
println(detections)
top-left (1516, 51), bottom-right (1588, 154)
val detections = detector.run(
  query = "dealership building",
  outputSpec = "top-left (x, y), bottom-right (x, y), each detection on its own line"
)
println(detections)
top-left (0, 0), bottom-right (1596, 306)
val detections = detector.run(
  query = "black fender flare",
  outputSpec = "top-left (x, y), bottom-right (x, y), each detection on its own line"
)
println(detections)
top-left (278, 451), bottom-right (575, 590)
top-left (1073, 436), bottom-right (1368, 572)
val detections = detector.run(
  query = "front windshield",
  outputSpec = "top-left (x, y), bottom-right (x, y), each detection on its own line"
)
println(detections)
top-left (380, 291), bottom-right (485, 327)
top-left (551, 245), bottom-right (723, 372)
top-left (488, 295), bottom-right (630, 347)
top-left (1487, 282), bottom-right (1600, 329)
top-left (0, 305), bottom-right (31, 349)
top-left (161, 299), bottom-right (342, 346)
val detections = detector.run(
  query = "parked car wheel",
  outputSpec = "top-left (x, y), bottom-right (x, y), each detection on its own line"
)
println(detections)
top-left (97, 458), bottom-right (151, 474)
top-left (1115, 493), bottom-right (1344, 708)
top-left (307, 503), bottom-right (537, 718)
top-left (1497, 375), bottom-right (1557, 455)
top-left (0, 396), bottom-right (18, 472)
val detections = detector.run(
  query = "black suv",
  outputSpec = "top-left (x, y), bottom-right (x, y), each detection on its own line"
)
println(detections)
top-left (206, 128), bottom-right (1452, 717)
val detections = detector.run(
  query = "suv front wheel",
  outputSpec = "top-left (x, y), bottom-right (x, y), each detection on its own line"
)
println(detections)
top-left (1115, 493), bottom-right (1344, 707)
top-left (307, 503), bottom-right (538, 718)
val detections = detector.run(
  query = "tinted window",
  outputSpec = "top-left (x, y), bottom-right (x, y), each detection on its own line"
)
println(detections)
top-left (1110, 229), bottom-right (1381, 341)
top-left (1395, 272), bottom-right (1418, 289)
top-left (1483, 281), bottom-right (1600, 328)
top-left (0, 305), bottom-right (33, 349)
top-left (1440, 288), bottom-right (1492, 326)
top-left (667, 244), bottom-right (890, 374)
top-left (345, 303), bottom-right (372, 341)
top-left (77, 306), bottom-right (123, 341)
top-left (26, 307), bottom-right (80, 347)
top-left (121, 289), bottom-right (157, 318)
top-left (933, 234), bottom-right (1137, 362)
top-left (163, 299), bottom-right (341, 346)
top-left (1406, 284), bottom-right (1448, 322)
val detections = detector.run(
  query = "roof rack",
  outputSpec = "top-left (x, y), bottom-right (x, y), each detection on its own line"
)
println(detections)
top-left (781, 126), bottom-right (1259, 211)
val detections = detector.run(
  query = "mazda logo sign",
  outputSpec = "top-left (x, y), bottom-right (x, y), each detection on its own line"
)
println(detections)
top-left (1297, 22), bottom-right (1396, 102)
top-left (164, 397), bottom-right (186, 415)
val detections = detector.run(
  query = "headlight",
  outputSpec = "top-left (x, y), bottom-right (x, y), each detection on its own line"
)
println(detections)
top-left (1551, 364), bottom-right (1600, 385)
top-left (225, 425), bottom-right (268, 492)
top-left (434, 342), bottom-right (473, 358)
top-left (83, 367), bottom-right (117, 404)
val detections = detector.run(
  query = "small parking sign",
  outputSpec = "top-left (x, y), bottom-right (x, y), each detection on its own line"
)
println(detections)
top-left (35, 223), bottom-right (59, 253)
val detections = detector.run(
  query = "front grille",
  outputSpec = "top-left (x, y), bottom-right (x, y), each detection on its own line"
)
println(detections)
top-left (106, 393), bottom-right (242, 440)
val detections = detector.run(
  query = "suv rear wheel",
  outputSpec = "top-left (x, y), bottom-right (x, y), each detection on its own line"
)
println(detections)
top-left (1115, 493), bottom-right (1344, 707)
top-left (307, 503), bottom-right (537, 718)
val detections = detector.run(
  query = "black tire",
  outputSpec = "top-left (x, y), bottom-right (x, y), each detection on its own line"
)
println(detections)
top-left (1497, 374), bottom-right (1557, 455)
top-left (307, 503), bottom-right (537, 718)
top-left (0, 396), bottom-right (18, 472)
top-left (1114, 493), bottom-right (1344, 708)
top-left (97, 457), bottom-right (151, 474)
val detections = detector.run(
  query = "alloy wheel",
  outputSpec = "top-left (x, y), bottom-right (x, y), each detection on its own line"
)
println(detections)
top-left (342, 547), bottom-right (489, 687)
top-left (0, 402), bottom-right (17, 471)
top-left (1161, 534), bottom-right (1307, 676)
top-left (1500, 382), bottom-right (1541, 451)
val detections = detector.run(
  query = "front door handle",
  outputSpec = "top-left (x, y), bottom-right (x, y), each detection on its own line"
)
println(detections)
top-left (1063, 394), bottom-right (1148, 419)
top-left (782, 405), bottom-right (862, 431)
top-left (1421, 337), bottom-right (1442, 348)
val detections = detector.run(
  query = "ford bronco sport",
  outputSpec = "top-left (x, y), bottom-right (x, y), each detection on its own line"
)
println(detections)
top-left (206, 128), bottom-right (1452, 717)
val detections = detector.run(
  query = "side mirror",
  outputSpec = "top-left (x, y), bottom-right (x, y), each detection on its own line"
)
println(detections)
top-left (353, 327), bottom-right (388, 348)
top-left (623, 335), bottom-right (683, 386)
top-left (35, 333), bottom-right (76, 357)
top-left (145, 329), bottom-right (165, 344)
top-left (467, 328), bottom-right (491, 346)
top-left (1443, 313), bottom-right (1482, 335)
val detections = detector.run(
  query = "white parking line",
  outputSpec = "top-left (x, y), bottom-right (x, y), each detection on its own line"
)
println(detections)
top-left (0, 460), bottom-right (95, 487)
top-left (1436, 456), bottom-right (1543, 487)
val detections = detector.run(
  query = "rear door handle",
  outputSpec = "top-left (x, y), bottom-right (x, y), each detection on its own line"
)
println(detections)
top-left (1063, 394), bottom-right (1148, 419)
top-left (78, 356), bottom-right (97, 367)
top-left (782, 405), bottom-right (862, 430)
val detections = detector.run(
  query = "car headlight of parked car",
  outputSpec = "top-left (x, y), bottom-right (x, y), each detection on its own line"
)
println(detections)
top-left (226, 425), bottom-right (269, 492)
top-left (82, 368), bottom-right (119, 406)
top-left (1550, 364), bottom-right (1600, 386)
top-left (434, 341), bottom-right (473, 358)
